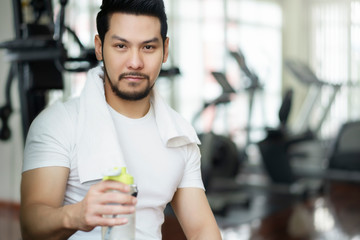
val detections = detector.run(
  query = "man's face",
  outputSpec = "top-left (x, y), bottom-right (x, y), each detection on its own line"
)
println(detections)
top-left (95, 13), bottom-right (169, 101)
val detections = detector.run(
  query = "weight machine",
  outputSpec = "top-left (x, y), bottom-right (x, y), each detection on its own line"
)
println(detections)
top-left (192, 71), bottom-right (250, 215)
top-left (0, 0), bottom-right (98, 142)
top-left (256, 60), bottom-right (345, 195)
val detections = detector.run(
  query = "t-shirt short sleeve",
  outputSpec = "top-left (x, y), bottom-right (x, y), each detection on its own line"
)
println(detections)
top-left (23, 101), bottom-right (74, 172)
top-left (177, 143), bottom-right (205, 190)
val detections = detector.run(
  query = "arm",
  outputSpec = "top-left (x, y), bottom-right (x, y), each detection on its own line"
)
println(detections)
top-left (20, 167), bottom-right (137, 240)
top-left (171, 188), bottom-right (222, 240)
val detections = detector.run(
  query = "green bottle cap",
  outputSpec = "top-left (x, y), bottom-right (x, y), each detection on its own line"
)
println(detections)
top-left (103, 167), bottom-right (134, 185)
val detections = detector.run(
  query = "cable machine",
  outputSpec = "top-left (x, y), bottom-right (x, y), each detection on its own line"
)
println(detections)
top-left (0, 0), bottom-right (98, 142)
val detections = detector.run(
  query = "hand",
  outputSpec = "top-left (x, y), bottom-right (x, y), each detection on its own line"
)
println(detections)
top-left (72, 180), bottom-right (137, 232)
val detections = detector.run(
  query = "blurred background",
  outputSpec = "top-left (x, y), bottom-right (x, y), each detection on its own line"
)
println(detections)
top-left (1, 0), bottom-right (360, 239)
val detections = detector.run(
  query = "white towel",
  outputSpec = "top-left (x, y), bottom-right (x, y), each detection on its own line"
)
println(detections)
top-left (76, 66), bottom-right (200, 184)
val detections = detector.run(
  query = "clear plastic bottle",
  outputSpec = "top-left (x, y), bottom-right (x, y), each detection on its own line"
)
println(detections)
top-left (102, 167), bottom-right (138, 240)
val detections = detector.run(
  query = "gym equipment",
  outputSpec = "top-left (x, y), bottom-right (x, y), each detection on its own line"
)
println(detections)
top-left (193, 72), bottom-right (239, 188)
top-left (285, 60), bottom-right (342, 136)
top-left (283, 60), bottom-right (344, 172)
top-left (260, 120), bottom-right (360, 184)
top-left (193, 71), bottom-right (250, 215)
top-left (289, 120), bottom-right (360, 183)
top-left (256, 60), bottom-right (346, 195)
top-left (328, 120), bottom-right (360, 171)
top-left (256, 88), bottom-right (311, 186)
top-left (0, 0), bottom-right (98, 142)
top-left (229, 49), bottom-right (265, 151)
top-left (0, 64), bottom-right (16, 141)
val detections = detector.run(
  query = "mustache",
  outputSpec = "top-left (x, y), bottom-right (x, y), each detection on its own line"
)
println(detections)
top-left (118, 72), bottom-right (150, 81)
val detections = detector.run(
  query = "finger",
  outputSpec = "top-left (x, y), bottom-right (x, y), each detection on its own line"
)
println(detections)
top-left (93, 180), bottom-right (131, 193)
top-left (97, 204), bottom-right (136, 216)
top-left (89, 215), bottom-right (129, 227)
top-left (81, 204), bottom-right (133, 228)
top-left (100, 191), bottom-right (137, 205)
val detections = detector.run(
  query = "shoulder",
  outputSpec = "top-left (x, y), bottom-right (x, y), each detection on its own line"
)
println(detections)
top-left (168, 109), bottom-right (201, 146)
top-left (36, 98), bottom-right (78, 123)
top-left (27, 98), bottom-right (80, 141)
top-left (23, 98), bottom-right (80, 172)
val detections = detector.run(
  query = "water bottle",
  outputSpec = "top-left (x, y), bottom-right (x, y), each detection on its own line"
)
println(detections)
top-left (102, 167), bottom-right (138, 240)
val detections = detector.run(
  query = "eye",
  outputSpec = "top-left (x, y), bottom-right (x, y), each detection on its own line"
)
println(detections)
top-left (144, 45), bottom-right (155, 51)
top-left (115, 44), bottom-right (126, 49)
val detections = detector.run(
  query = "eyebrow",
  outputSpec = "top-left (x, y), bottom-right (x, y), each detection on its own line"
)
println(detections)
top-left (111, 35), bottom-right (160, 44)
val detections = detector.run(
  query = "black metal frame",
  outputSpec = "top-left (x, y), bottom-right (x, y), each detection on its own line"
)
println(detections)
top-left (0, 0), bottom-right (100, 142)
top-left (0, 0), bottom-right (64, 142)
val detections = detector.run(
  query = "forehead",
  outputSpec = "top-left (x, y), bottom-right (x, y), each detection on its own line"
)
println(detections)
top-left (107, 13), bottom-right (161, 41)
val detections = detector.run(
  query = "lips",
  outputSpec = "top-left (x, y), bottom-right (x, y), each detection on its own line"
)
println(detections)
top-left (119, 73), bottom-right (149, 82)
top-left (123, 76), bottom-right (145, 82)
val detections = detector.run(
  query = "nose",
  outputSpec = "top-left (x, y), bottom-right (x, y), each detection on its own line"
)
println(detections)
top-left (126, 49), bottom-right (144, 70)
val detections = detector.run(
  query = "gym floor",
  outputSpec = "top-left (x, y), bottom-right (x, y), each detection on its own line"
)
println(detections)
top-left (2, 180), bottom-right (360, 240)
top-left (162, 180), bottom-right (360, 240)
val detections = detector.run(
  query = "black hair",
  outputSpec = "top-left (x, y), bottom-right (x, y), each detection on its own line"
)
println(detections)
top-left (96, 0), bottom-right (168, 44)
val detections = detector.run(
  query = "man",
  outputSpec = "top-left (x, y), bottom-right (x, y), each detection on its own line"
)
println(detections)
top-left (20, 0), bottom-right (222, 239)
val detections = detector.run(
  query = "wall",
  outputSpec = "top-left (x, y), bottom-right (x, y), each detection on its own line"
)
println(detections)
top-left (0, 0), bottom-right (22, 202)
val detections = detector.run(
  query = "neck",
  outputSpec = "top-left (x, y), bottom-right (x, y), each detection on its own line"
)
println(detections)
top-left (104, 82), bottom-right (151, 119)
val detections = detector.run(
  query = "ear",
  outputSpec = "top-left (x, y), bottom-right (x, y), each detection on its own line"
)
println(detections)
top-left (94, 35), bottom-right (103, 61)
top-left (162, 37), bottom-right (170, 63)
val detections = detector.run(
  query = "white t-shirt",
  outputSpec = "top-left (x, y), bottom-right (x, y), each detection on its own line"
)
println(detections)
top-left (22, 66), bottom-right (204, 240)
top-left (107, 103), bottom-right (203, 238)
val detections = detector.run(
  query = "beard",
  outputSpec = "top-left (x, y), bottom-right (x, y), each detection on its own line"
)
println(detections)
top-left (103, 63), bottom-right (154, 101)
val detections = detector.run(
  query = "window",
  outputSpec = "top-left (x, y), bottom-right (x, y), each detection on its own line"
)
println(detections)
top-left (308, 0), bottom-right (360, 138)
top-left (169, 0), bottom-right (283, 149)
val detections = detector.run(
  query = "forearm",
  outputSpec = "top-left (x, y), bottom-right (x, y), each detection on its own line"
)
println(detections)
top-left (20, 203), bottom-right (78, 240)
top-left (181, 216), bottom-right (222, 240)
top-left (187, 224), bottom-right (222, 240)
